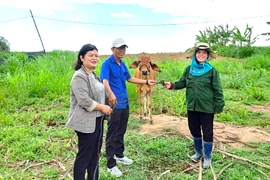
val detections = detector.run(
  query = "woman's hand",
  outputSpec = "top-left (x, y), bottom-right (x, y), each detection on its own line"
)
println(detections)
top-left (163, 82), bottom-right (172, 89)
top-left (102, 105), bottom-right (113, 116)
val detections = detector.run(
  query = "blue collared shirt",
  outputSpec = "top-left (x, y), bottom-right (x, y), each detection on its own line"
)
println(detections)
top-left (100, 55), bottom-right (131, 109)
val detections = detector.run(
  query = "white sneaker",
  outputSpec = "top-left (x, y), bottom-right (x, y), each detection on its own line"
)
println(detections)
top-left (115, 156), bottom-right (133, 165)
top-left (107, 166), bottom-right (122, 177)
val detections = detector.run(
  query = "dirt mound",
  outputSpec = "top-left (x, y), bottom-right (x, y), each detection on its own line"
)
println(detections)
top-left (136, 114), bottom-right (270, 148)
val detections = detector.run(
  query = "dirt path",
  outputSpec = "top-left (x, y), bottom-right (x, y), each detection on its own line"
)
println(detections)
top-left (135, 114), bottom-right (270, 148)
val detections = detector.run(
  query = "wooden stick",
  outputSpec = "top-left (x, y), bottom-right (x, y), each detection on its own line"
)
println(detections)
top-left (48, 135), bottom-right (53, 142)
top-left (14, 160), bottom-right (27, 171)
top-left (181, 163), bottom-right (199, 173)
top-left (157, 170), bottom-right (170, 180)
top-left (227, 138), bottom-right (257, 148)
top-left (185, 135), bottom-right (192, 141)
top-left (217, 161), bottom-right (269, 179)
top-left (21, 160), bottom-right (55, 173)
top-left (54, 160), bottom-right (72, 179)
top-left (210, 164), bottom-right (217, 180)
top-left (198, 158), bottom-right (202, 180)
top-left (217, 162), bottom-right (234, 177)
top-left (215, 148), bottom-right (270, 169)
top-left (61, 167), bottom-right (73, 180)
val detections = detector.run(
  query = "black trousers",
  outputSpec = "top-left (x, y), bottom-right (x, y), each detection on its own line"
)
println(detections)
top-left (73, 116), bottom-right (103, 180)
top-left (106, 108), bottom-right (129, 168)
top-left (187, 111), bottom-right (214, 142)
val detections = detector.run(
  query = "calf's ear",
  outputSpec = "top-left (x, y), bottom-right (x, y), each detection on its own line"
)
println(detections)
top-left (129, 61), bottom-right (140, 68)
top-left (151, 63), bottom-right (161, 72)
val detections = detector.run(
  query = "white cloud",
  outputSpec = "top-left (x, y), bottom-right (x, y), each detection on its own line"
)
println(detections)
top-left (1, 0), bottom-right (269, 53)
top-left (110, 12), bottom-right (135, 18)
top-left (75, 0), bottom-right (270, 20)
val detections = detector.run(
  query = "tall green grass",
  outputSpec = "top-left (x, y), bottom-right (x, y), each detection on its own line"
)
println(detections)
top-left (0, 50), bottom-right (269, 179)
top-left (216, 46), bottom-right (270, 59)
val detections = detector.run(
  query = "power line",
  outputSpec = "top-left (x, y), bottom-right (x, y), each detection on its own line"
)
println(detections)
top-left (35, 14), bottom-right (270, 26)
top-left (0, 16), bottom-right (31, 23)
top-left (1, 14), bottom-right (270, 26)
top-left (36, 16), bottom-right (182, 26)
top-left (36, 16), bottom-right (217, 26)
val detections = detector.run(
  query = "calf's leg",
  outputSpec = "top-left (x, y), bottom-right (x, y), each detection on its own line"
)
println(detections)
top-left (148, 93), bottom-right (153, 124)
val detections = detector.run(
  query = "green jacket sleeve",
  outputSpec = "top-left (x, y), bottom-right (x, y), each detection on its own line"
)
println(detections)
top-left (212, 68), bottom-right (225, 113)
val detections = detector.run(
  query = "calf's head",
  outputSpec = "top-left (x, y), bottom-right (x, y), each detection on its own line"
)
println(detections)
top-left (129, 55), bottom-right (161, 77)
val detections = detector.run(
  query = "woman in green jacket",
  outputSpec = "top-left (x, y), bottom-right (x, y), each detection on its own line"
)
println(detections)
top-left (164, 42), bottom-right (225, 168)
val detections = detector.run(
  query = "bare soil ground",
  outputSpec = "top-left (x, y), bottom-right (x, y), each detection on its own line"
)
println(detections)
top-left (101, 52), bottom-right (229, 62)
top-left (125, 52), bottom-right (231, 62)
top-left (135, 114), bottom-right (270, 149)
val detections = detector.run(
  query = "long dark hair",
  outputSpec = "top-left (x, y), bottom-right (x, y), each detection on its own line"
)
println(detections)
top-left (74, 44), bottom-right (98, 70)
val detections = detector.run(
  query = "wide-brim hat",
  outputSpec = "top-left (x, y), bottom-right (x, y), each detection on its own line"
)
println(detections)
top-left (187, 42), bottom-right (217, 60)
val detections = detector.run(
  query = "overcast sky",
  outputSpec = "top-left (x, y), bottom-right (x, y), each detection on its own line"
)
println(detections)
top-left (0, 0), bottom-right (269, 55)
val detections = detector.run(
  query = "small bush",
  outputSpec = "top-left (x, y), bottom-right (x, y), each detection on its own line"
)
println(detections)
top-left (217, 46), bottom-right (255, 58)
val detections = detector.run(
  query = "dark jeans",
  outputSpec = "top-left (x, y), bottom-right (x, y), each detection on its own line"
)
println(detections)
top-left (74, 116), bottom-right (103, 180)
top-left (106, 108), bottom-right (129, 168)
top-left (187, 111), bottom-right (214, 142)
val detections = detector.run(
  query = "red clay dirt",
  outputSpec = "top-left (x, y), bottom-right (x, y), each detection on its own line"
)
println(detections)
top-left (135, 114), bottom-right (270, 149)
top-left (101, 52), bottom-right (229, 62)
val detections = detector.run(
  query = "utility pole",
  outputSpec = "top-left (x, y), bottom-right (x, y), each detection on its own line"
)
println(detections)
top-left (30, 9), bottom-right (46, 53)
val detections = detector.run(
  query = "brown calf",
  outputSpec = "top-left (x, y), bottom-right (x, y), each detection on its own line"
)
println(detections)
top-left (130, 55), bottom-right (161, 124)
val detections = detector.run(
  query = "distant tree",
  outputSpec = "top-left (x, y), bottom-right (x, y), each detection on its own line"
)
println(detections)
top-left (216, 24), bottom-right (233, 46)
top-left (232, 24), bottom-right (258, 46)
top-left (195, 30), bottom-right (209, 44)
top-left (0, 36), bottom-right (10, 51)
top-left (196, 24), bottom-right (234, 49)
top-left (195, 23), bottom-right (258, 48)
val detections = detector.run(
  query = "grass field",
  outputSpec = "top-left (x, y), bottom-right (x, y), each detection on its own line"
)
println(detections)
top-left (0, 50), bottom-right (269, 179)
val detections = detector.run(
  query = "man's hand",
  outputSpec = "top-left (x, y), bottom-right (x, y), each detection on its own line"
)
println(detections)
top-left (108, 93), bottom-right (116, 107)
top-left (147, 80), bottom-right (156, 86)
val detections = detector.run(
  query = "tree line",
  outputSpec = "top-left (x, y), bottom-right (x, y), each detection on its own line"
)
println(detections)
top-left (0, 36), bottom-right (10, 51)
top-left (195, 23), bottom-right (259, 50)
